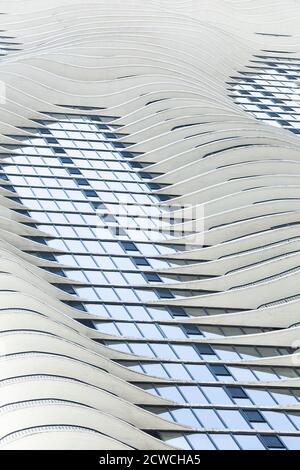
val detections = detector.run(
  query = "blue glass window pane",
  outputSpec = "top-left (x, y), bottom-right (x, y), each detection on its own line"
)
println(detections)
top-left (209, 434), bottom-right (239, 450)
top-left (226, 387), bottom-right (248, 399)
top-left (202, 386), bottom-right (233, 405)
top-left (187, 365), bottom-right (215, 381)
top-left (262, 411), bottom-right (297, 432)
top-left (179, 386), bottom-right (209, 405)
top-left (142, 364), bottom-right (169, 378)
top-left (259, 434), bottom-right (285, 449)
top-left (160, 433), bottom-right (191, 450)
top-left (280, 436), bottom-right (300, 450)
top-left (156, 386), bottom-right (184, 402)
top-left (186, 433), bottom-right (216, 450)
top-left (164, 363), bottom-right (191, 380)
top-left (171, 409), bottom-right (199, 428)
top-left (246, 389), bottom-right (276, 406)
top-left (235, 435), bottom-right (265, 450)
top-left (243, 410), bottom-right (266, 423)
top-left (218, 410), bottom-right (250, 429)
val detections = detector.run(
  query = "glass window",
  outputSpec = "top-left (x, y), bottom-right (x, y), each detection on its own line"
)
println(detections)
top-left (183, 325), bottom-right (203, 336)
top-left (252, 367), bottom-right (278, 381)
top-left (246, 389), bottom-right (276, 406)
top-left (171, 409), bottom-right (199, 427)
top-left (160, 433), bottom-right (191, 450)
top-left (234, 435), bottom-right (265, 450)
top-left (218, 410), bottom-right (250, 429)
top-left (126, 306), bottom-right (149, 320)
top-left (156, 386), bottom-right (184, 403)
top-left (179, 386), bottom-right (209, 405)
top-left (129, 343), bottom-right (154, 357)
top-left (47, 239), bottom-right (66, 250)
top-left (229, 367), bottom-right (257, 381)
top-left (132, 257), bottom-right (150, 267)
top-left (194, 409), bottom-right (226, 429)
top-left (106, 305), bottom-right (129, 319)
top-left (148, 307), bottom-right (173, 320)
top-left (195, 344), bottom-right (216, 356)
top-left (136, 323), bottom-right (163, 339)
top-left (66, 270), bottom-right (87, 282)
top-left (85, 304), bottom-right (109, 317)
top-left (135, 289), bottom-right (158, 302)
top-left (102, 242), bottom-right (124, 255)
top-left (113, 257), bottom-right (135, 270)
top-left (84, 241), bottom-right (105, 253)
top-left (94, 322), bottom-right (119, 335)
top-left (84, 271), bottom-right (107, 284)
top-left (262, 411), bottom-right (297, 432)
top-left (120, 241), bottom-right (138, 252)
top-left (169, 307), bottom-right (187, 317)
top-left (287, 412), bottom-right (300, 431)
top-left (116, 322), bottom-right (141, 338)
top-left (64, 239), bottom-right (85, 251)
top-left (92, 255), bottom-right (115, 268)
top-left (116, 288), bottom-right (139, 302)
top-left (75, 255), bottom-right (97, 268)
top-left (187, 365), bottom-right (215, 382)
top-left (159, 325), bottom-right (186, 339)
top-left (173, 345), bottom-right (200, 361)
top-left (202, 386), bottom-right (233, 405)
top-left (144, 272), bottom-right (161, 283)
top-left (124, 272), bottom-right (144, 284)
top-left (280, 436), bottom-right (300, 450)
top-left (226, 387), bottom-right (248, 400)
top-left (209, 365), bottom-right (231, 377)
top-left (164, 363), bottom-right (191, 380)
top-left (57, 255), bottom-right (78, 267)
top-left (103, 271), bottom-right (125, 285)
top-left (186, 433), bottom-right (216, 450)
top-left (142, 363), bottom-right (169, 378)
top-left (259, 434), bottom-right (285, 450)
top-left (209, 434), bottom-right (239, 450)
top-left (270, 389), bottom-right (298, 405)
top-left (77, 287), bottom-right (98, 301)
top-left (95, 287), bottom-right (119, 302)
top-left (243, 410), bottom-right (266, 423)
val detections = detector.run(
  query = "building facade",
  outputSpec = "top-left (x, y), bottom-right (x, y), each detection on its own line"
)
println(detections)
top-left (0, 0), bottom-right (299, 450)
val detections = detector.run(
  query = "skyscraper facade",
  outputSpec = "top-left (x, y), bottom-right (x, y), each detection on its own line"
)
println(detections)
top-left (0, 0), bottom-right (300, 450)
